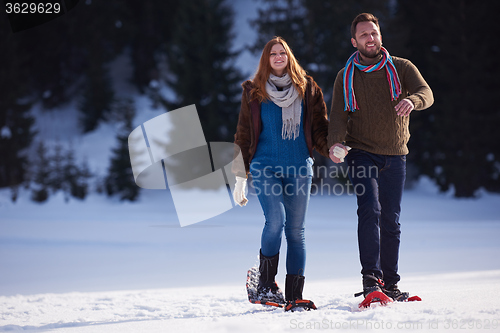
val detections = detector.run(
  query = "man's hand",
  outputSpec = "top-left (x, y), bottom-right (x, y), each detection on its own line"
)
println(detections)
top-left (329, 143), bottom-right (351, 163)
top-left (395, 98), bottom-right (415, 117)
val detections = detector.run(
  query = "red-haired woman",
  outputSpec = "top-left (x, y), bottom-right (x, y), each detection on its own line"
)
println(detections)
top-left (233, 37), bottom-right (329, 310)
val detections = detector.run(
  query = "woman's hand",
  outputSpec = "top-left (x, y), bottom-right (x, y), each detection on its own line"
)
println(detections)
top-left (233, 176), bottom-right (248, 206)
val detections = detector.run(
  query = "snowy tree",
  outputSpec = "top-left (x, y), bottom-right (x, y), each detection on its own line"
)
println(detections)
top-left (0, 20), bottom-right (36, 192)
top-left (79, 61), bottom-right (115, 133)
top-left (50, 142), bottom-right (65, 192)
top-left (164, 0), bottom-right (243, 143)
top-left (63, 148), bottom-right (91, 201)
top-left (30, 142), bottom-right (52, 203)
top-left (29, 141), bottom-right (92, 202)
top-left (105, 98), bottom-right (140, 201)
top-left (123, 0), bottom-right (180, 93)
top-left (389, 0), bottom-right (500, 196)
top-left (0, 101), bottom-right (35, 192)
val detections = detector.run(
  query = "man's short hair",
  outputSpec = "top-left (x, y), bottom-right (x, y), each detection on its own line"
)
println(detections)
top-left (351, 13), bottom-right (380, 39)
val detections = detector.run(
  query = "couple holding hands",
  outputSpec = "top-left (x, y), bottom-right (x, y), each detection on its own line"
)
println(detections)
top-left (232, 13), bottom-right (433, 311)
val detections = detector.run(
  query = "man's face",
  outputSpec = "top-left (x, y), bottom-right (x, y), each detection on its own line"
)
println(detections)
top-left (351, 21), bottom-right (382, 59)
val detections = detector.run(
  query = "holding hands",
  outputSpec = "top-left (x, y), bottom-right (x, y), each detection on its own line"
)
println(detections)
top-left (329, 143), bottom-right (351, 163)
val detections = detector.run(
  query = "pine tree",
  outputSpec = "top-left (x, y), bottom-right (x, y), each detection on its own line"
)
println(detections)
top-left (0, 15), bottom-right (36, 192)
top-left (124, 0), bottom-right (180, 93)
top-left (0, 102), bottom-right (35, 191)
top-left (389, 0), bottom-right (500, 197)
top-left (1, 0), bottom-right (128, 109)
top-left (164, 0), bottom-right (243, 143)
top-left (29, 142), bottom-right (92, 202)
top-left (30, 141), bottom-right (52, 202)
top-left (105, 98), bottom-right (140, 201)
top-left (63, 147), bottom-right (91, 201)
top-left (50, 142), bottom-right (65, 192)
top-left (79, 61), bottom-right (115, 133)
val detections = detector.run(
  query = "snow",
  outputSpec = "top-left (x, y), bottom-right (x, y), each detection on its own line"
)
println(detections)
top-left (1, 182), bottom-right (500, 332)
top-left (1, 271), bottom-right (500, 332)
top-left (2, 2), bottom-right (500, 332)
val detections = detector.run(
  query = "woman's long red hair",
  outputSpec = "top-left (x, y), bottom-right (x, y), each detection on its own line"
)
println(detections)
top-left (250, 36), bottom-right (307, 102)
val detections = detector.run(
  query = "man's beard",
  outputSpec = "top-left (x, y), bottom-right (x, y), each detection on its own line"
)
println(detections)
top-left (358, 45), bottom-right (381, 59)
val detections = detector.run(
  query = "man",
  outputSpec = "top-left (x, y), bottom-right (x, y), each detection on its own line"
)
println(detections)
top-left (328, 13), bottom-right (433, 301)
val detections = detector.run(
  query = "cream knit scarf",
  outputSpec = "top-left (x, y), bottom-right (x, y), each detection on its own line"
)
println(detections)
top-left (265, 73), bottom-right (302, 140)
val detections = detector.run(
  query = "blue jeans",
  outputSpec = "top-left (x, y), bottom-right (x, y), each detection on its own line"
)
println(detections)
top-left (346, 149), bottom-right (406, 287)
top-left (250, 165), bottom-right (312, 276)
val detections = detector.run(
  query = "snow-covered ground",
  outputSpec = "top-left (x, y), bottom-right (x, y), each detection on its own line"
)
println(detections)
top-left (2, 1), bottom-right (500, 332)
top-left (1, 181), bottom-right (500, 332)
top-left (2, 270), bottom-right (500, 333)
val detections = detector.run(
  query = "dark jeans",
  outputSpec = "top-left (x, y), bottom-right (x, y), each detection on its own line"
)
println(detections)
top-left (250, 164), bottom-right (312, 276)
top-left (346, 149), bottom-right (406, 287)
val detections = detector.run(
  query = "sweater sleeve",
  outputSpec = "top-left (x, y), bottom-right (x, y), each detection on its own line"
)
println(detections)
top-left (327, 69), bottom-right (350, 148)
top-left (401, 60), bottom-right (434, 111)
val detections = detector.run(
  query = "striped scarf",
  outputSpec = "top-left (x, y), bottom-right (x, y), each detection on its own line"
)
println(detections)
top-left (343, 47), bottom-right (401, 111)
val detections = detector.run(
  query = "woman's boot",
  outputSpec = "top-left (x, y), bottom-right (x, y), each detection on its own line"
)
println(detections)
top-left (256, 250), bottom-right (284, 304)
top-left (284, 274), bottom-right (316, 311)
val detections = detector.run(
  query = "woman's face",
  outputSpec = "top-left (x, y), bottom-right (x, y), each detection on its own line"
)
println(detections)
top-left (269, 43), bottom-right (288, 76)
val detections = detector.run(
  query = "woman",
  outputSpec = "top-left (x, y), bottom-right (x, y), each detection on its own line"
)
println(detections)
top-left (232, 37), bottom-right (329, 311)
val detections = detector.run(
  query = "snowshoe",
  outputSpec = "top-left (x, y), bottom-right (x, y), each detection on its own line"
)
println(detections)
top-left (246, 267), bottom-right (285, 308)
top-left (382, 284), bottom-right (409, 301)
top-left (356, 274), bottom-right (393, 308)
top-left (357, 290), bottom-right (393, 308)
top-left (285, 299), bottom-right (317, 312)
top-left (284, 274), bottom-right (317, 311)
top-left (383, 284), bottom-right (422, 302)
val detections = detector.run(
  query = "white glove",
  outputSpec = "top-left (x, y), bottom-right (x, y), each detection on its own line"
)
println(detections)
top-left (233, 176), bottom-right (248, 207)
top-left (331, 145), bottom-right (352, 162)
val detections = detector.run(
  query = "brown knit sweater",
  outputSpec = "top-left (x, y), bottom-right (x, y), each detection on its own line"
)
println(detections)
top-left (327, 56), bottom-right (434, 155)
